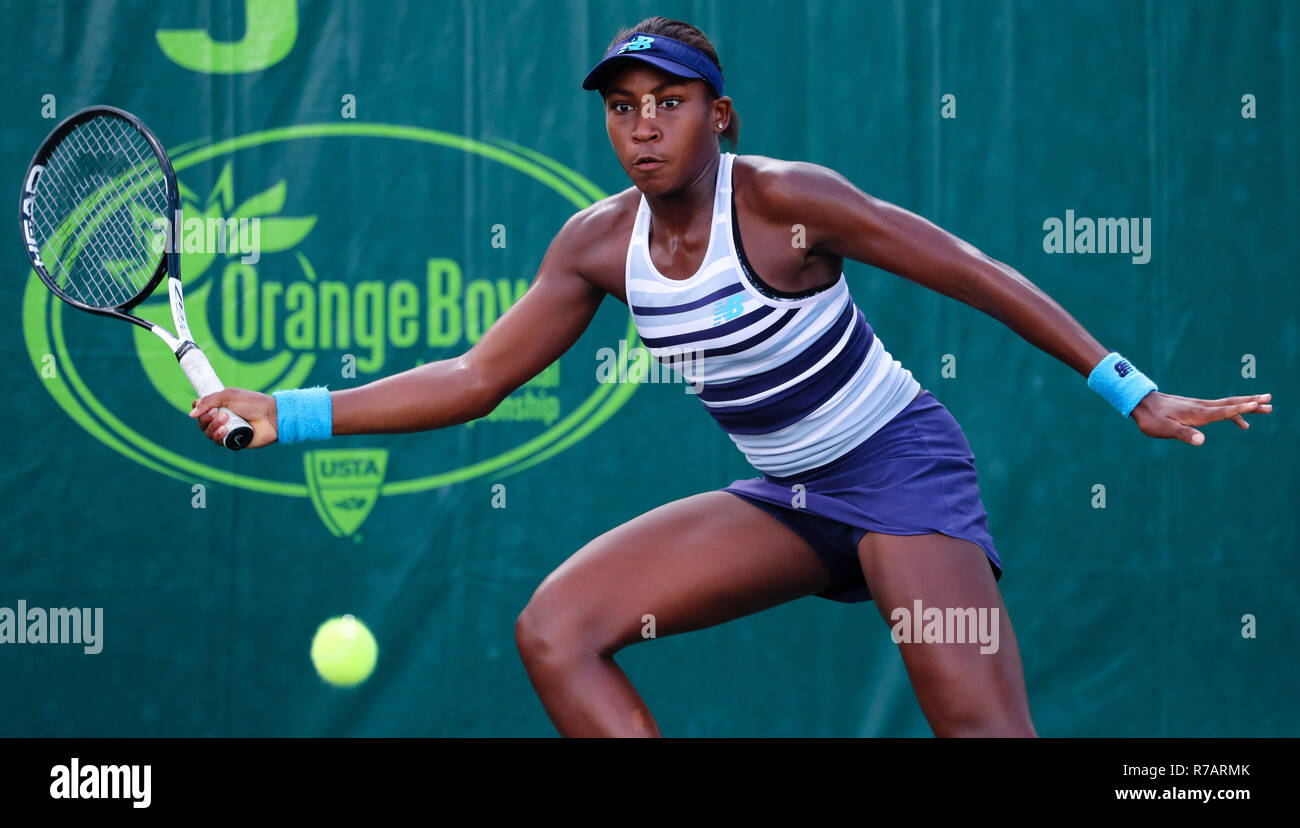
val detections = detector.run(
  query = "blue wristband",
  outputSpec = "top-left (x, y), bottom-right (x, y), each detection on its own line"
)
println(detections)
top-left (273, 387), bottom-right (333, 444)
top-left (1087, 353), bottom-right (1157, 417)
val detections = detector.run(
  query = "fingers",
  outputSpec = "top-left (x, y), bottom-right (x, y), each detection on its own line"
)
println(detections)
top-left (1221, 400), bottom-right (1261, 419)
top-left (1206, 401), bottom-right (1271, 424)
top-left (189, 391), bottom-right (229, 420)
top-left (203, 409), bottom-right (229, 443)
top-left (189, 388), bottom-right (271, 448)
top-left (1177, 399), bottom-right (1268, 428)
top-left (1198, 393), bottom-right (1272, 407)
top-left (1165, 392), bottom-right (1271, 408)
top-left (1144, 391), bottom-right (1273, 446)
top-left (1171, 402), bottom-right (1256, 444)
top-left (1174, 422), bottom-right (1206, 446)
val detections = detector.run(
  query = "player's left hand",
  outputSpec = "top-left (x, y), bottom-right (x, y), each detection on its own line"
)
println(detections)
top-left (1129, 391), bottom-right (1272, 446)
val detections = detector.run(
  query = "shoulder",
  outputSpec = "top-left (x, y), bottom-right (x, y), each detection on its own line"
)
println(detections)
top-left (545, 186), bottom-right (641, 290)
top-left (732, 154), bottom-right (865, 219)
top-left (553, 186), bottom-right (639, 251)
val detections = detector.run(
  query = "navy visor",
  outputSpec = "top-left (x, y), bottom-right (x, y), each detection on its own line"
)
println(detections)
top-left (582, 32), bottom-right (725, 97)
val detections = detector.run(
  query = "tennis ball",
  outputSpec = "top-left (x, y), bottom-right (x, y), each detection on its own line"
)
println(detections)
top-left (310, 614), bottom-right (378, 687)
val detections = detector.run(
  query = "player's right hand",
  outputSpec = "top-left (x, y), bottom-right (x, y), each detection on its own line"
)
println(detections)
top-left (191, 389), bottom-right (278, 448)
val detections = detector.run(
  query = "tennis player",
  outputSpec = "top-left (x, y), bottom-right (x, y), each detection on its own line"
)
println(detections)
top-left (193, 17), bottom-right (1272, 737)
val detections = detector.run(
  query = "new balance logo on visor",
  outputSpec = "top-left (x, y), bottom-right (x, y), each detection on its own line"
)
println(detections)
top-left (1114, 360), bottom-right (1133, 378)
top-left (619, 35), bottom-right (655, 53)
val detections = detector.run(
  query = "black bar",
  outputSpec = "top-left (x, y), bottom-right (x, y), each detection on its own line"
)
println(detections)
top-left (0, 737), bottom-right (1283, 813)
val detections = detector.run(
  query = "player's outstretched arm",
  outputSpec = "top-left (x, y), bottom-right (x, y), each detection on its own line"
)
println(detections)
top-left (754, 159), bottom-right (1273, 446)
top-left (191, 214), bottom-right (605, 448)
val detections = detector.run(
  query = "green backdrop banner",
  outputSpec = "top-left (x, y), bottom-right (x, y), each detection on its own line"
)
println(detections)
top-left (1, 0), bottom-right (1294, 736)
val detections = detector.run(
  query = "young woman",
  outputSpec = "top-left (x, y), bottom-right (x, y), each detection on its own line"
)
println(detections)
top-left (193, 17), bottom-right (1272, 737)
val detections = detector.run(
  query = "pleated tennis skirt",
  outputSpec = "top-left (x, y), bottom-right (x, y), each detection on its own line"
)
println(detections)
top-left (723, 389), bottom-right (1002, 603)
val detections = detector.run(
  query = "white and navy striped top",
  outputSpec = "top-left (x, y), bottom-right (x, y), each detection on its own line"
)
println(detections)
top-left (624, 152), bottom-right (921, 478)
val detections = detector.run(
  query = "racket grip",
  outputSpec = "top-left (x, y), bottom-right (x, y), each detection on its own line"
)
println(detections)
top-left (177, 346), bottom-right (255, 451)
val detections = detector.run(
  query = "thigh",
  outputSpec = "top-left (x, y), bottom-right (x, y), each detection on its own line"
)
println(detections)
top-left (524, 490), bottom-right (832, 654)
top-left (857, 531), bottom-right (1033, 735)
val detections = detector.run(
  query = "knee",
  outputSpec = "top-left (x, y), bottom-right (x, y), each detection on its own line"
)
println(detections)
top-left (514, 584), bottom-right (606, 676)
top-left (514, 600), bottom-right (563, 674)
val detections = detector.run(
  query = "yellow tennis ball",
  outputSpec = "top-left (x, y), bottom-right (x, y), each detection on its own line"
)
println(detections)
top-left (310, 614), bottom-right (378, 687)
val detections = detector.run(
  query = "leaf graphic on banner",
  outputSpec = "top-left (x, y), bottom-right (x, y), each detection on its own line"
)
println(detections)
top-left (254, 217), bottom-right (317, 253)
top-left (131, 167), bottom-right (319, 412)
top-left (232, 180), bottom-right (286, 218)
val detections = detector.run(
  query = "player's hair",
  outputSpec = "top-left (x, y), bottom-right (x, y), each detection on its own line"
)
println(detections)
top-left (604, 17), bottom-right (741, 151)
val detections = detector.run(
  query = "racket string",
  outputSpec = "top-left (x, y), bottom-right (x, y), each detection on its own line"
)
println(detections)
top-left (29, 114), bottom-right (171, 310)
top-left (38, 154), bottom-right (127, 309)
top-left (77, 117), bottom-right (167, 298)
top-left (72, 119), bottom-right (157, 296)
top-left (97, 118), bottom-right (167, 297)
top-left (39, 127), bottom-right (159, 307)
top-left (33, 154), bottom-right (109, 305)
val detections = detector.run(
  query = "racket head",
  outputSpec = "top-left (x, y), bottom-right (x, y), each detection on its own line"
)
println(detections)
top-left (18, 105), bottom-right (179, 321)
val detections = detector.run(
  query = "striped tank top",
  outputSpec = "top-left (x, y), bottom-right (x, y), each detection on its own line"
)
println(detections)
top-left (624, 152), bottom-right (921, 478)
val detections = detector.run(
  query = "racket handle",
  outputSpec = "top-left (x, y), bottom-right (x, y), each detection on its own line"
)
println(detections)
top-left (177, 346), bottom-right (255, 451)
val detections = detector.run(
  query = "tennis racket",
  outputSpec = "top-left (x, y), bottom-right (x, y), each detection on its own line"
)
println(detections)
top-left (18, 105), bottom-right (253, 450)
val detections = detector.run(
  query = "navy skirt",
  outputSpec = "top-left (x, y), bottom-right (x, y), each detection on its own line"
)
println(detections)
top-left (723, 389), bottom-right (1002, 603)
